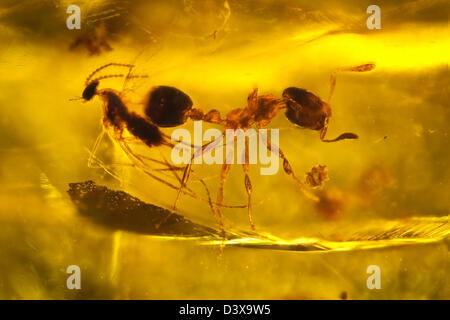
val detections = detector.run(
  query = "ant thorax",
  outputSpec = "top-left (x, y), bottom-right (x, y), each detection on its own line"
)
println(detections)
top-left (98, 90), bottom-right (130, 131)
top-left (224, 89), bottom-right (285, 129)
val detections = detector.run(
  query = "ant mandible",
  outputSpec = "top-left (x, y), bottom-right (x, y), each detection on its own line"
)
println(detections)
top-left (174, 63), bottom-right (376, 231)
top-left (80, 63), bottom-right (246, 223)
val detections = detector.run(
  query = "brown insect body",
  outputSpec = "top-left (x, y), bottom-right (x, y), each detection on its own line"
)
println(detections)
top-left (126, 112), bottom-right (164, 147)
top-left (84, 82), bottom-right (165, 148)
top-left (175, 63), bottom-right (375, 231)
top-left (80, 62), bottom-right (375, 233)
top-left (226, 91), bottom-right (282, 129)
top-left (79, 64), bottom-right (249, 232)
top-left (188, 90), bottom-right (283, 130)
top-left (145, 86), bottom-right (193, 127)
top-left (101, 90), bottom-right (130, 131)
top-left (283, 87), bottom-right (331, 131)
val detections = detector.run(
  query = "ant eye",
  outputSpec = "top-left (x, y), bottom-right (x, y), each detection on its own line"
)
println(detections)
top-left (145, 86), bottom-right (193, 127)
top-left (282, 87), bottom-right (329, 130)
top-left (82, 81), bottom-right (99, 101)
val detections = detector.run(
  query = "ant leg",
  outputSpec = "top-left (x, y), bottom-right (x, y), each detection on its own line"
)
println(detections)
top-left (161, 132), bottom-right (205, 150)
top-left (117, 141), bottom-right (187, 181)
top-left (242, 143), bottom-right (255, 230)
top-left (116, 138), bottom-right (186, 171)
top-left (153, 154), bottom-right (188, 230)
top-left (117, 133), bottom-right (245, 210)
top-left (97, 130), bottom-right (183, 181)
top-left (215, 163), bottom-right (231, 233)
top-left (174, 163), bottom-right (193, 210)
top-left (90, 145), bottom-right (214, 206)
top-left (99, 130), bottom-right (244, 227)
top-left (173, 133), bottom-right (225, 209)
top-left (88, 141), bottom-right (179, 182)
top-left (319, 118), bottom-right (329, 141)
top-left (118, 138), bottom-right (152, 168)
top-left (88, 151), bottom-right (216, 212)
top-left (265, 139), bottom-right (319, 202)
top-left (90, 140), bottom-right (245, 233)
top-left (328, 63), bottom-right (376, 103)
top-left (87, 129), bottom-right (106, 168)
top-left (159, 152), bottom-right (215, 209)
top-left (117, 136), bottom-right (245, 210)
top-left (155, 154), bottom-right (220, 230)
top-left (86, 150), bottom-right (131, 183)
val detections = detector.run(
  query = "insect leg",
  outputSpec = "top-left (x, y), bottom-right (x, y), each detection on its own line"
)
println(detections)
top-left (116, 135), bottom-right (245, 209)
top-left (265, 139), bottom-right (319, 202)
top-left (215, 163), bottom-right (231, 232)
top-left (155, 154), bottom-right (220, 230)
top-left (242, 138), bottom-right (255, 230)
top-left (85, 149), bottom-right (126, 182)
top-left (173, 133), bottom-right (225, 210)
top-left (87, 129), bottom-right (106, 168)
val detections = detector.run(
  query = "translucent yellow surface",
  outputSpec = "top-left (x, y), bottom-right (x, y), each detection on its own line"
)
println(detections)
top-left (0, 0), bottom-right (448, 299)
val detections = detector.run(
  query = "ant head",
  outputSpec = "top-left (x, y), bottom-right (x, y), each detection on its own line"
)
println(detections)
top-left (283, 87), bottom-right (358, 143)
top-left (145, 86), bottom-right (193, 127)
top-left (282, 87), bottom-right (331, 131)
top-left (82, 81), bottom-right (100, 101)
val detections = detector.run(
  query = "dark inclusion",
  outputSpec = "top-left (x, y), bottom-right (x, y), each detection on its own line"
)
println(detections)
top-left (67, 181), bottom-right (225, 238)
top-left (145, 86), bottom-right (193, 127)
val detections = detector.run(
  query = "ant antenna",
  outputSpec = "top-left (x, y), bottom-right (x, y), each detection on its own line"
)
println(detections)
top-left (89, 74), bottom-right (149, 85)
top-left (69, 97), bottom-right (83, 102)
top-left (327, 63), bottom-right (375, 104)
top-left (85, 63), bottom-right (135, 85)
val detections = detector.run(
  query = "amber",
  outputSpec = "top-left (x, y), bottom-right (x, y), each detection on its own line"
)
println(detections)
top-left (0, 0), bottom-right (448, 300)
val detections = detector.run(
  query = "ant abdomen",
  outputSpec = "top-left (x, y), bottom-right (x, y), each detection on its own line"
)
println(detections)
top-left (126, 112), bottom-right (164, 147)
top-left (145, 86), bottom-right (193, 127)
top-left (282, 87), bottom-right (331, 131)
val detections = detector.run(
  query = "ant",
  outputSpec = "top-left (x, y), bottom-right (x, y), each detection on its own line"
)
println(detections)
top-left (174, 63), bottom-right (376, 231)
top-left (80, 63), bottom-right (246, 226)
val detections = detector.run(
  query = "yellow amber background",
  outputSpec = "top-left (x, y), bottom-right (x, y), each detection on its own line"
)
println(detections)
top-left (0, 0), bottom-right (448, 299)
